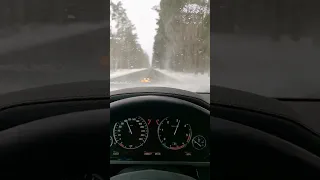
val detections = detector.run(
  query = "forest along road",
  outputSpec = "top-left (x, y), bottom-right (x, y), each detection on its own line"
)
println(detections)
top-left (110, 68), bottom-right (179, 90)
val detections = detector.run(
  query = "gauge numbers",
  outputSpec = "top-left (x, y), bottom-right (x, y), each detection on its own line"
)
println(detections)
top-left (158, 117), bottom-right (192, 150)
top-left (110, 136), bottom-right (113, 147)
top-left (113, 117), bottom-right (149, 150)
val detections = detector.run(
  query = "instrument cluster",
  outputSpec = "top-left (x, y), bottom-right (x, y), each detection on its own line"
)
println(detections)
top-left (110, 115), bottom-right (209, 162)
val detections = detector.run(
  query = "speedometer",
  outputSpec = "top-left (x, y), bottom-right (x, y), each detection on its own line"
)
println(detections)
top-left (113, 117), bottom-right (149, 150)
top-left (158, 117), bottom-right (192, 150)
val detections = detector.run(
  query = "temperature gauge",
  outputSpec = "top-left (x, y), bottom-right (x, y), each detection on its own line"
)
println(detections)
top-left (192, 135), bottom-right (206, 150)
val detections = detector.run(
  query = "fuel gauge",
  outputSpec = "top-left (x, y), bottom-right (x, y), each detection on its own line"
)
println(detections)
top-left (192, 135), bottom-right (206, 150)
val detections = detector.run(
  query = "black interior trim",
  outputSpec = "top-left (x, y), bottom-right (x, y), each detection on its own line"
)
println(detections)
top-left (211, 104), bottom-right (320, 157)
top-left (0, 98), bottom-right (109, 131)
top-left (0, 80), bottom-right (109, 110)
top-left (276, 98), bottom-right (320, 102)
top-left (0, 109), bottom-right (109, 176)
top-left (211, 102), bottom-right (320, 136)
top-left (210, 85), bottom-right (300, 121)
top-left (0, 97), bottom-right (108, 111)
top-left (211, 117), bottom-right (320, 178)
top-left (110, 161), bottom-right (209, 166)
top-left (111, 93), bottom-right (208, 109)
top-left (111, 95), bottom-right (209, 114)
top-left (111, 87), bottom-right (209, 110)
top-left (210, 85), bottom-right (320, 158)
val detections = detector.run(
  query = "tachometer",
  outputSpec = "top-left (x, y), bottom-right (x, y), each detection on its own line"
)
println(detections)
top-left (158, 117), bottom-right (192, 150)
top-left (113, 117), bottom-right (149, 150)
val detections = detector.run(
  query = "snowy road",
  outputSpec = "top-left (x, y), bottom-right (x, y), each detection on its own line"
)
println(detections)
top-left (110, 68), bottom-right (179, 91)
top-left (110, 68), bottom-right (210, 92)
top-left (111, 68), bottom-right (178, 83)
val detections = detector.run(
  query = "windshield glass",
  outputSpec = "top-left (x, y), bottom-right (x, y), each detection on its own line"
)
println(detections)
top-left (211, 0), bottom-right (320, 98)
top-left (110, 0), bottom-right (210, 92)
top-left (0, 0), bottom-right (108, 95)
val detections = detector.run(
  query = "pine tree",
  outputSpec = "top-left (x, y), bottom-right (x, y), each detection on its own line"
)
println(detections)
top-left (152, 0), bottom-right (210, 74)
top-left (110, 1), bottom-right (149, 70)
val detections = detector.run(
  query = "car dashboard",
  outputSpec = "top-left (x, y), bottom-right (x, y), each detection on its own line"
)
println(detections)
top-left (0, 83), bottom-right (211, 179)
top-left (110, 94), bottom-right (210, 166)
top-left (2, 83), bottom-right (320, 179)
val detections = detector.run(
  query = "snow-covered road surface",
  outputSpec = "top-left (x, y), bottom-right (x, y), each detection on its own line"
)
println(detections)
top-left (110, 68), bottom-right (209, 92)
top-left (110, 68), bottom-right (146, 79)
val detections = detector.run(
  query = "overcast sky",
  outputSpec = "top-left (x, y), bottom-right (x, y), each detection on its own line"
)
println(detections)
top-left (112, 0), bottom-right (161, 62)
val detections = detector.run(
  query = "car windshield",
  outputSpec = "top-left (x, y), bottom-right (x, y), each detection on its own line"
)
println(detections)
top-left (211, 0), bottom-right (320, 98)
top-left (3, 1), bottom-right (318, 98)
top-left (110, 0), bottom-right (210, 92)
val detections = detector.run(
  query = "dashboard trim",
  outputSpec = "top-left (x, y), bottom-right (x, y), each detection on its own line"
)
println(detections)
top-left (110, 160), bottom-right (210, 166)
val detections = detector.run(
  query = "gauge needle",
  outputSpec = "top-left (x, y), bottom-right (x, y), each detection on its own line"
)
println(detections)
top-left (126, 121), bottom-right (132, 134)
top-left (174, 120), bottom-right (180, 135)
top-left (193, 140), bottom-right (202, 146)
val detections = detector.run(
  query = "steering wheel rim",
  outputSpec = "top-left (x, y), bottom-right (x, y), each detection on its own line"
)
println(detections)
top-left (110, 169), bottom-right (196, 180)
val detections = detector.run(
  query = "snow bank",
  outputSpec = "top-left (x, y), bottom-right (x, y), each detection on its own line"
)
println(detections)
top-left (110, 68), bottom-right (146, 79)
top-left (155, 69), bottom-right (210, 92)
